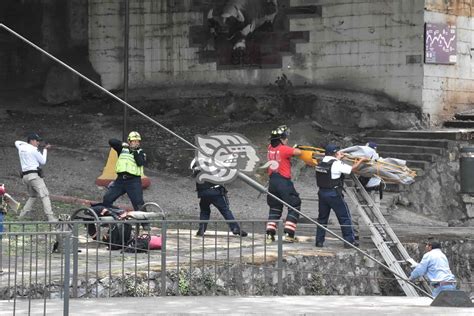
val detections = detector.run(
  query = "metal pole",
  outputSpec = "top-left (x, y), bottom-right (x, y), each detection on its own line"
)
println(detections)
top-left (72, 224), bottom-right (79, 298)
top-left (277, 220), bottom-right (283, 296)
top-left (160, 221), bottom-right (167, 296)
top-left (123, 0), bottom-right (130, 141)
top-left (63, 233), bottom-right (71, 316)
top-left (0, 23), bottom-right (432, 299)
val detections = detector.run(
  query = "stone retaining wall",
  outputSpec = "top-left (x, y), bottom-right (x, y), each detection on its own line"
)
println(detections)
top-left (2, 240), bottom-right (471, 299)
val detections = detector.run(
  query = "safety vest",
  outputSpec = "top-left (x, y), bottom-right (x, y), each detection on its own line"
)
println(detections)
top-left (115, 148), bottom-right (143, 176)
top-left (315, 160), bottom-right (344, 189)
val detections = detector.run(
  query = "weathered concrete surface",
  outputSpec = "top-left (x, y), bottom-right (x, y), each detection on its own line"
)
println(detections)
top-left (4, 295), bottom-right (474, 315)
top-left (423, 1), bottom-right (474, 124)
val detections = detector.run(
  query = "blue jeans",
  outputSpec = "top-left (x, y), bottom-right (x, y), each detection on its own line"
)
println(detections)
top-left (432, 283), bottom-right (456, 297)
top-left (316, 188), bottom-right (355, 244)
top-left (198, 188), bottom-right (240, 232)
top-left (103, 176), bottom-right (144, 211)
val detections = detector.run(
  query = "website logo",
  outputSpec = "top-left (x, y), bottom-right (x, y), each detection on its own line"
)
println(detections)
top-left (194, 133), bottom-right (261, 184)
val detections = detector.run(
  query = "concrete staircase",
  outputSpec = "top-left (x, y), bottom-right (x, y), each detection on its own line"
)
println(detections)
top-left (444, 109), bottom-right (474, 128)
top-left (363, 129), bottom-right (474, 190)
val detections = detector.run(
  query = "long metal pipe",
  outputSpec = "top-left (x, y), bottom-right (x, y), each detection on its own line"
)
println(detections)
top-left (0, 23), bottom-right (432, 298)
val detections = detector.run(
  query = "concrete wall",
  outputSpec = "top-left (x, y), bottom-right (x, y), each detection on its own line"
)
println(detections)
top-left (422, 0), bottom-right (474, 124)
top-left (89, 0), bottom-right (425, 107)
top-left (88, 0), bottom-right (471, 122)
top-left (0, 0), bottom-right (89, 89)
top-left (286, 0), bottom-right (425, 108)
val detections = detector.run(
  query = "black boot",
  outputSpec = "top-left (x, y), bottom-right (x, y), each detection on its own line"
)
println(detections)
top-left (232, 229), bottom-right (248, 237)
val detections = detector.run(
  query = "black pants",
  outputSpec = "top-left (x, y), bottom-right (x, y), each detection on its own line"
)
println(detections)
top-left (197, 188), bottom-right (240, 232)
top-left (266, 173), bottom-right (301, 236)
top-left (103, 176), bottom-right (144, 211)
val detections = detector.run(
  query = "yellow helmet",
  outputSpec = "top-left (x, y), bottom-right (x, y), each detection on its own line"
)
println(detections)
top-left (128, 131), bottom-right (141, 141)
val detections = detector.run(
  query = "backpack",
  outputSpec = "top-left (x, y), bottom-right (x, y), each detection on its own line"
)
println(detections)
top-left (103, 223), bottom-right (132, 250)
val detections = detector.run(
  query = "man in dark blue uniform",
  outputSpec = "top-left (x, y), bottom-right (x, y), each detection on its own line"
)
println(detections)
top-left (191, 159), bottom-right (247, 237)
top-left (315, 144), bottom-right (365, 248)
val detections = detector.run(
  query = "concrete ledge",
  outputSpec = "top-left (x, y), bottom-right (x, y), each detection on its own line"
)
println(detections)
top-left (5, 295), bottom-right (474, 315)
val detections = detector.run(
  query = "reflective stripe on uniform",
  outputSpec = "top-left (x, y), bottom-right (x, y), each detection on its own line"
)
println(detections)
top-left (284, 221), bottom-right (297, 232)
top-left (266, 221), bottom-right (277, 232)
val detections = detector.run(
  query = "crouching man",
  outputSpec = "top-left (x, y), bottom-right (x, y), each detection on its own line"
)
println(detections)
top-left (408, 239), bottom-right (457, 297)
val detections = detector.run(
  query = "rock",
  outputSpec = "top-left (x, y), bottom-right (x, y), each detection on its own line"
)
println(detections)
top-left (448, 219), bottom-right (463, 227)
top-left (397, 196), bottom-right (411, 207)
top-left (42, 65), bottom-right (81, 105)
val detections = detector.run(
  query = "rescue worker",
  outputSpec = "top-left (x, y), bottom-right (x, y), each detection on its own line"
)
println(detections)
top-left (102, 131), bottom-right (146, 211)
top-left (15, 133), bottom-right (57, 222)
top-left (357, 142), bottom-right (384, 213)
top-left (408, 239), bottom-right (456, 297)
top-left (265, 125), bottom-right (302, 243)
top-left (315, 144), bottom-right (365, 248)
top-left (191, 159), bottom-right (247, 237)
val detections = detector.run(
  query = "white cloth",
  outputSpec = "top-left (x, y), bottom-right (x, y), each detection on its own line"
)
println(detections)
top-left (322, 156), bottom-right (352, 179)
top-left (340, 145), bottom-right (379, 160)
top-left (15, 141), bottom-right (48, 172)
top-left (342, 145), bottom-right (381, 187)
top-left (366, 176), bottom-right (382, 188)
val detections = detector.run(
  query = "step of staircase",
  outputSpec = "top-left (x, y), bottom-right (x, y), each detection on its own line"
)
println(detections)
top-left (364, 137), bottom-right (450, 149)
top-left (443, 120), bottom-right (474, 128)
top-left (404, 160), bottom-right (431, 170)
top-left (455, 111), bottom-right (474, 121)
top-left (377, 144), bottom-right (445, 155)
top-left (365, 130), bottom-right (472, 141)
top-left (378, 151), bottom-right (437, 163)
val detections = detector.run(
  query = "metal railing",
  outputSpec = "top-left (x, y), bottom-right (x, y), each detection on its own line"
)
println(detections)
top-left (4, 218), bottom-right (469, 314)
top-left (0, 230), bottom-right (71, 316)
top-left (1, 219), bottom-right (285, 304)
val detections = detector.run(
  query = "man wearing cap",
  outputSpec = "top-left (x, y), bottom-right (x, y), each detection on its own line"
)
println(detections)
top-left (15, 133), bottom-right (57, 222)
top-left (102, 131), bottom-right (146, 211)
top-left (315, 144), bottom-right (365, 248)
top-left (408, 240), bottom-right (456, 297)
top-left (265, 125), bottom-right (302, 243)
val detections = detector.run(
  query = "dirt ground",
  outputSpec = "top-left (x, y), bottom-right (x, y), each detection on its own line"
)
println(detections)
top-left (0, 87), bottom-right (451, 235)
top-left (0, 88), bottom-right (327, 222)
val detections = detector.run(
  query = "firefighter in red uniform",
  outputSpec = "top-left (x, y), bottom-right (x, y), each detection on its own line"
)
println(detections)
top-left (265, 125), bottom-right (302, 243)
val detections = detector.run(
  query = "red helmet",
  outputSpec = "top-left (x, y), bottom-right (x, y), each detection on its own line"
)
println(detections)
top-left (0, 184), bottom-right (5, 196)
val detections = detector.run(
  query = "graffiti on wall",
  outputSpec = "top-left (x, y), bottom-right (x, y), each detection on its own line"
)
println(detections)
top-left (189, 0), bottom-right (320, 69)
top-left (424, 23), bottom-right (457, 64)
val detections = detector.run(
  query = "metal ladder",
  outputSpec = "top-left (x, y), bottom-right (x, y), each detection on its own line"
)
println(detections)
top-left (344, 174), bottom-right (430, 296)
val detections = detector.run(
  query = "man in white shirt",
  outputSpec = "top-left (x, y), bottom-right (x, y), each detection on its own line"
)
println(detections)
top-left (15, 133), bottom-right (57, 222)
top-left (315, 144), bottom-right (365, 248)
top-left (409, 240), bottom-right (456, 297)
